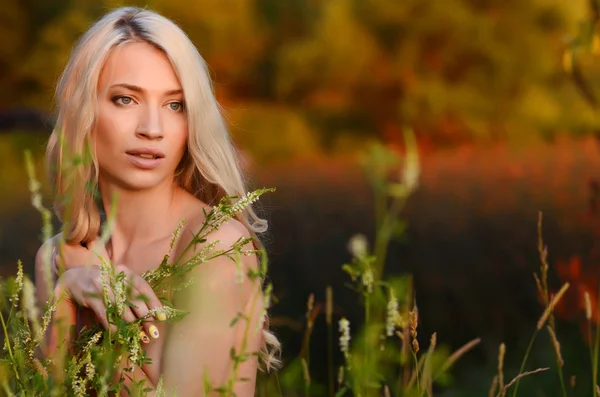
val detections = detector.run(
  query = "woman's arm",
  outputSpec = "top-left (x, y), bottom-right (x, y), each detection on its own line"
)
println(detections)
top-left (160, 219), bottom-right (265, 396)
top-left (34, 235), bottom-right (77, 355)
top-left (34, 235), bottom-right (60, 309)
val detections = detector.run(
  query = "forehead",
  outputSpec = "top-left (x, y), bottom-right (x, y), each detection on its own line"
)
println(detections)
top-left (98, 41), bottom-right (182, 92)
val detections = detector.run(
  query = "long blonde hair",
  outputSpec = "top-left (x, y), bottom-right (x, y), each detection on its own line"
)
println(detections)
top-left (46, 6), bottom-right (280, 371)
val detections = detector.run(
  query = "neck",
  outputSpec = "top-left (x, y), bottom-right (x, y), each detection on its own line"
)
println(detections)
top-left (99, 178), bottom-right (181, 248)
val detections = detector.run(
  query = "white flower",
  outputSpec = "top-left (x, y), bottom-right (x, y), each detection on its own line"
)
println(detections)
top-left (84, 332), bottom-right (103, 351)
top-left (402, 129), bottom-right (420, 193)
top-left (85, 354), bottom-right (95, 381)
top-left (129, 338), bottom-right (140, 372)
top-left (146, 306), bottom-right (181, 321)
top-left (11, 261), bottom-right (24, 306)
top-left (212, 190), bottom-right (264, 231)
top-left (338, 317), bottom-right (351, 359)
top-left (362, 268), bottom-right (374, 294)
top-left (386, 289), bottom-right (399, 337)
top-left (73, 375), bottom-right (87, 397)
top-left (348, 234), bottom-right (368, 258)
top-left (234, 253), bottom-right (245, 284)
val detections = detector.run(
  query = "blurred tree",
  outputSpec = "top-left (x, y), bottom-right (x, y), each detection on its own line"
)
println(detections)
top-left (0, 0), bottom-right (30, 108)
top-left (149, 0), bottom-right (268, 98)
top-left (19, 9), bottom-right (92, 108)
top-left (227, 104), bottom-right (320, 163)
top-left (3, 0), bottom-right (600, 152)
top-left (270, 0), bottom-right (596, 147)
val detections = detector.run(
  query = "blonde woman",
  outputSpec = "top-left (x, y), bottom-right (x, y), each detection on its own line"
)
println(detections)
top-left (33, 6), bottom-right (280, 396)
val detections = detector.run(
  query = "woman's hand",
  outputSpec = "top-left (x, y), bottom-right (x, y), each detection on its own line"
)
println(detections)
top-left (57, 264), bottom-right (164, 340)
top-left (54, 240), bottom-right (164, 341)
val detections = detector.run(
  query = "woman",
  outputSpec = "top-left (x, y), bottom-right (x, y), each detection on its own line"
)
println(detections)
top-left (33, 6), bottom-right (280, 396)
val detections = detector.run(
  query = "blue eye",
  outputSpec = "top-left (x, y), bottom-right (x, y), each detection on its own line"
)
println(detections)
top-left (168, 102), bottom-right (184, 112)
top-left (113, 96), bottom-right (133, 106)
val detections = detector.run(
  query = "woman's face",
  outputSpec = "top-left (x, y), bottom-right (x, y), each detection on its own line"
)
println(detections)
top-left (95, 41), bottom-right (188, 191)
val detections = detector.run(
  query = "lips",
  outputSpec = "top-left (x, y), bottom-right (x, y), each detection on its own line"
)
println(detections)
top-left (125, 148), bottom-right (165, 170)
top-left (126, 148), bottom-right (165, 159)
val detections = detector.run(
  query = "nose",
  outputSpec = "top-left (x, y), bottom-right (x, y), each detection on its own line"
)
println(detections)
top-left (135, 106), bottom-right (163, 140)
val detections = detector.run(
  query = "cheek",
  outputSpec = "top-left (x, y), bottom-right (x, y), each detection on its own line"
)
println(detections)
top-left (172, 120), bottom-right (188, 157)
top-left (95, 106), bottom-right (133, 150)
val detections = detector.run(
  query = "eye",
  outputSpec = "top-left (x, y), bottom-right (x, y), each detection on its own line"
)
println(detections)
top-left (168, 101), bottom-right (184, 112)
top-left (112, 96), bottom-right (134, 106)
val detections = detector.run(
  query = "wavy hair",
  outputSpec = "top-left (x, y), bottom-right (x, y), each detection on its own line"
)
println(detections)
top-left (45, 6), bottom-right (280, 371)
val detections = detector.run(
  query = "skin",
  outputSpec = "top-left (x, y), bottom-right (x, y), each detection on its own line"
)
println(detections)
top-left (34, 41), bottom-right (264, 396)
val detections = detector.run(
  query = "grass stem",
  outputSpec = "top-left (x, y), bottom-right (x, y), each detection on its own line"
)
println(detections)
top-left (510, 329), bottom-right (538, 397)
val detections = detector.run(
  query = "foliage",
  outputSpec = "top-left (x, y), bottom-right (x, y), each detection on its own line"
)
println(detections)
top-left (3, 0), bottom-right (600, 154)
top-left (0, 149), bottom-right (276, 396)
top-left (253, 129), bottom-right (482, 397)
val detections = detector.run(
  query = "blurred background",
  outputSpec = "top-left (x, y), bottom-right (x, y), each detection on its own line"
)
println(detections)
top-left (3, 0), bottom-right (600, 395)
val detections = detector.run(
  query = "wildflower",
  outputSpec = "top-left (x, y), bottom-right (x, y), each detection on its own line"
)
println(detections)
top-left (22, 278), bottom-right (39, 319)
top-left (409, 306), bottom-right (419, 353)
top-left (22, 278), bottom-right (42, 347)
top-left (112, 275), bottom-right (126, 317)
top-left (234, 253), bottom-right (245, 284)
top-left (84, 332), bottom-right (103, 351)
top-left (98, 256), bottom-right (112, 309)
top-left (156, 378), bottom-right (165, 397)
top-left (338, 317), bottom-right (351, 359)
top-left (498, 343), bottom-right (506, 389)
top-left (169, 220), bottom-right (186, 254)
top-left (32, 359), bottom-right (48, 381)
top-left (362, 268), bottom-right (374, 294)
top-left (85, 353), bottom-right (95, 381)
top-left (537, 282), bottom-right (570, 330)
top-left (348, 234), bottom-right (368, 258)
top-left (146, 306), bottom-right (182, 321)
top-left (72, 371), bottom-right (88, 397)
top-left (129, 338), bottom-right (141, 371)
top-left (37, 301), bottom-right (58, 345)
top-left (402, 128), bottom-right (420, 193)
top-left (386, 289), bottom-right (399, 337)
top-left (585, 291), bottom-right (592, 320)
top-left (211, 190), bottom-right (270, 231)
top-left (10, 261), bottom-right (24, 306)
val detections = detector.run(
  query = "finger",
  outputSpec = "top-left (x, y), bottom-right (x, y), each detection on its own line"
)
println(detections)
top-left (85, 275), bottom-right (137, 326)
top-left (129, 290), bottom-right (151, 320)
top-left (132, 276), bottom-right (163, 312)
top-left (122, 306), bottom-right (137, 324)
top-left (87, 300), bottom-right (117, 333)
top-left (82, 281), bottom-right (116, 310)
top-left (129, 293), bottom-right (159, 340)
top-left (120, 270), bottom-right (154, 319)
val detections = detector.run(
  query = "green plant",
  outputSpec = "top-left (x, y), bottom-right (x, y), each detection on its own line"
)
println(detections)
top-left (268, 129), bottom-right (481, 397)
top-left (0, 149), bottom-right (276, 396)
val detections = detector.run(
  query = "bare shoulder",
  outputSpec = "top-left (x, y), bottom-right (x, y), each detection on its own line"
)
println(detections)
top-left (171, 195), bottom-right (257, 288)
top-left (34, 233), bottom-right (62, 270)
top-left (174, 192), bottom-right (253, 257)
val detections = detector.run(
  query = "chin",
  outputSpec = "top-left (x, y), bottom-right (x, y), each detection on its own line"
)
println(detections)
top-left (105, 171), bottom-right (170, 191)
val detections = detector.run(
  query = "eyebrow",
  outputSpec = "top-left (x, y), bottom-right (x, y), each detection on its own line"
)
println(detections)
top-left (109, 83), bottom-right (183, 96)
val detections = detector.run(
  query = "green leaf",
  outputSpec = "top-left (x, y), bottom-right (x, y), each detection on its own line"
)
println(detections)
top-left (229, 314), bottom-right (240, 327)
